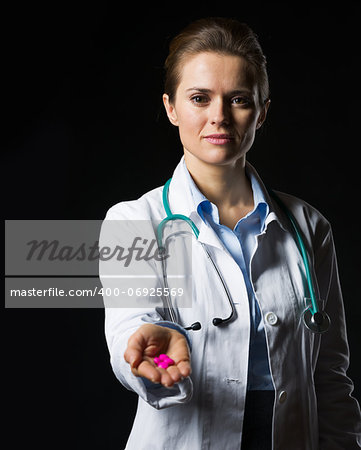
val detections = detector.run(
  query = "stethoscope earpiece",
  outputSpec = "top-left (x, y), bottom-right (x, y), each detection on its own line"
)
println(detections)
top-left (184, 318), bottom-right (226, 330)
top-left (185, 322), bottom-right (202, 331)
top-left (302, 308), bottom-right (331, 334)
top-left (212, 317), bottom-right (224, 326)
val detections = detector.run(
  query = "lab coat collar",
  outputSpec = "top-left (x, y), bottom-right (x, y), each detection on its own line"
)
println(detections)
top-left (167, 157), bottom-right (223, 249)
top-left (244, 162), bottom-right (288, 233)
top-left (167, 156), bottom-right (288, 248)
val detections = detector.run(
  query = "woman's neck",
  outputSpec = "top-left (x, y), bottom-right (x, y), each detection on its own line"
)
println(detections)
top-left (184, 151), bottom-right (254, 212)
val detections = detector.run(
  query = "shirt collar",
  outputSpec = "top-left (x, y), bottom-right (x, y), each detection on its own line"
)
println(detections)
top-left (182, 159), bottom-right (209, 219)
top-left (246, 165), bottom-right (269, 232)
top-left (182, 159), bottom-right (269, 231)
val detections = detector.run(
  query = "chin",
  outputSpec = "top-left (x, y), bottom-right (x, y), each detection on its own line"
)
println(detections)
top-left (186, 144), bottom-right (246, 166)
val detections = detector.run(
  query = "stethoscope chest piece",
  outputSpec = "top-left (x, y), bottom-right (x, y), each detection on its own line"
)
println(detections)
top-left (302, 308), bottom-right (331, 334)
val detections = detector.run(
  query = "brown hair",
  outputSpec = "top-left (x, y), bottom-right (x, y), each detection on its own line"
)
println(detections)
top-left (164, 17), bottom-right (269, 106)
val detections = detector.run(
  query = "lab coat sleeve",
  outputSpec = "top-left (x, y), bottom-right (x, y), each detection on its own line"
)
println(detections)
top-left (100, 205), bottom-right (193, 410)
top-left (313, 225), bottom-right (361, 448)
top-left (104, 307), bottom-right (193, 410)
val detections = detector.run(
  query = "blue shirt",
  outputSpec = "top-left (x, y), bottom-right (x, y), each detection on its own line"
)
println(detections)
top-left (183, 160), bottom-right (274, 390)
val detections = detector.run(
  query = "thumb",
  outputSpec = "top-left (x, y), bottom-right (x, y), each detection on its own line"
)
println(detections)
top-left (124, 337), bottom-right (145, 369)
top-left (124, 327), bottom-right (152, 369)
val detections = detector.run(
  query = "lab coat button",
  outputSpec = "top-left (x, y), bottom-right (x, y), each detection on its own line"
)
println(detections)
top-left (278, 390), bottom-right (287, 403)
top-left (265, 312), bottom-right (278, 326)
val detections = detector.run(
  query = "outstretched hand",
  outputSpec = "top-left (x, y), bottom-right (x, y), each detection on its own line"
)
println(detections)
top-left (124, 323), bottom-right (191, 387)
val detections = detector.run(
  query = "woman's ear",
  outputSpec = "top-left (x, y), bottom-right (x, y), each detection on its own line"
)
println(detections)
top-left (163, 94), bottom-right (179, 126)
top-left (256, 99), bottom-right (271, 129)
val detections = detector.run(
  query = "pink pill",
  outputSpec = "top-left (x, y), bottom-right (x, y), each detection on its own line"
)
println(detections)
top-left (154, 354), bottom-right (175, 369)
top-left (158, 362), bottom-right (169, 369)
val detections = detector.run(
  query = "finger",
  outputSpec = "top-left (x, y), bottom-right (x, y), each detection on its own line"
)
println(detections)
top-left (168, 337), bottom-right (191, 364)
top-left (158, 367), bottom-right (177, 387)
top-left (124, 331), bottom-right (149, 369)
top-left (166, 364), bottom-right (183, 383)
top-left (134, 362), bottom-right (174, 388)
top-left (176, 359), bottom-right (192, 378)
top-left (132, 360), bottom-right (162, 384)
top-left (124, 346), bottom-right (143, 370)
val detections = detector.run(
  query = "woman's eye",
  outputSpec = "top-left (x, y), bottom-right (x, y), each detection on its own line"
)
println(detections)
top-left (191, 95), bottom-right (208, 105)
top-left (232, 97), bottom-right (251, 105)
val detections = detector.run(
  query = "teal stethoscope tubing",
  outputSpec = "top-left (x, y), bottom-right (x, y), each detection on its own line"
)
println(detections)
top-left (157, 178), bottom-right (330, 333)
top-left (267, 189), bottom-right (318, 314)
top-left (160, 178), bottom-right (200, 238)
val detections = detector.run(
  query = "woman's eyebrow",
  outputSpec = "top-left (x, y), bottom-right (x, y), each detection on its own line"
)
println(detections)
top-left (185, 87), bottom-right (254, 95)
top-left (185, 87), bottom-right (212, 93)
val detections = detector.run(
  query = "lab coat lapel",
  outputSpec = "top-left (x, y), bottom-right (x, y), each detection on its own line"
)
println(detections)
top-left (167, 156), bottom-right (193, 218)
top-left (194, 214), bottom-right (226, 249)
top-left (167, 157), bottom-right (224, 250)
top-left (245, 162), bottom-right (288, 232)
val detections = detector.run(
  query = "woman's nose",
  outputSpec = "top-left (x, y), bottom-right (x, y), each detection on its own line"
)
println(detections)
top-left (209, 99), bottom-right (230, 126)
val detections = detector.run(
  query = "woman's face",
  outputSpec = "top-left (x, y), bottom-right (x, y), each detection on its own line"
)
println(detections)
top-left (163, 52), bottom-right (270, 168)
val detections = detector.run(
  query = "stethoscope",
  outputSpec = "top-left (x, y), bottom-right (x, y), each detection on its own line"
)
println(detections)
top-left (156, 178), bottom-right (331, 334)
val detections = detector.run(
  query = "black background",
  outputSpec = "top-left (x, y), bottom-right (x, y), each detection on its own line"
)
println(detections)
top-left (4, 2), bottom-right (361, 449)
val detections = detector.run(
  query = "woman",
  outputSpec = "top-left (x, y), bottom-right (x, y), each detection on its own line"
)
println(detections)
top-left (101, 17), bottom-right (361, 449)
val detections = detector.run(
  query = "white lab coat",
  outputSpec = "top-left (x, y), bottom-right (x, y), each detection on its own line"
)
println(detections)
top-left (101, 156), bottom-right (361, 450)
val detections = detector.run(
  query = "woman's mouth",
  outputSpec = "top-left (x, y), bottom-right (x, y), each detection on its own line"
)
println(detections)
top-left (204, 134), bottom-right (235, 145)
